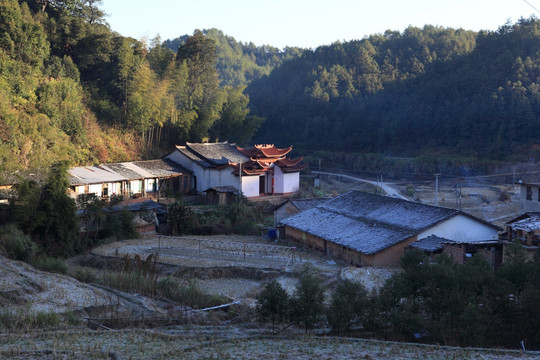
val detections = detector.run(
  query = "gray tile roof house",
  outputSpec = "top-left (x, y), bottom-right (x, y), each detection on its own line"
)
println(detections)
top-left (68, 166), bottom-right (126, 186)
top-left (280, 190), bottom-right (500, 266)
top-left (274, 197), bottom-right (332, 228)
top-left (177, 142), bottom-right (249, 168)
top-left (133, 159), bottom-right (191, 178)
top-left (408, 235), bottom-right (504, 268)
top-left (290, 198), bottom-right (332, 212)
top-left (408, 235), bottom-right (449, 252)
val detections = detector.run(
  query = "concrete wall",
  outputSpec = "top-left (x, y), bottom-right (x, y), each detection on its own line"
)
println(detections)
top-left (417, 214), bottom-right (498, 242)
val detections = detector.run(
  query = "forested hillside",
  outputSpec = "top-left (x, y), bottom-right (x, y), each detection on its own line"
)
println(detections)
top-left (163, 29), bottom-right (303, 86)
top-left (3, 0), bottom-right (540, 176)
top-left (0, 1), bottom-right (264, 176)
top-left (248, 19), bottom-right (540, 161)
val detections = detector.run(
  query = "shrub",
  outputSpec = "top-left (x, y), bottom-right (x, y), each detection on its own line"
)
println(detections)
top-left (405, 184), bottom-right (415, 197)
top-left (72, 267), bottom-right (97, 283)
top-left (290, 263), bottom-right (325, 333)
top-left (31, 256), bottom-right (67, 274)
top-left (0, 309), bottom-right (61, 330)
top-left (0, 224), bottom-right (37, 262)
top-left (102, 210), bottom-right (139, 240)
top-left (256, 279), bottom-right (290, 333)
top-left (328, 279), bottom-right (368, 335)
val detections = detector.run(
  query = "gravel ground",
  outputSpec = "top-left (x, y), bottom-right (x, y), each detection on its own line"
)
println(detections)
top-left (91, 235), bottom-right (392, 306)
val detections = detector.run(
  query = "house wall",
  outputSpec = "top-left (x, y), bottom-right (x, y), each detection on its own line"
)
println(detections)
top-left (274, 202), bottom-right (299, 227)
top-left (241, 175), bottom-right (260, 197)
top-left (417, 214), bottom-right (498, 242)
top-left (130, 180), bottom-right (142, 194)
top-left (274, 166), bottom-right (300, 194)
top-left (144, 178), bottom-right (157, 193)
top-left (284, 226), bottom-right (418, 267)
top-left (88, 184), bottom-right (102, 196)
top-left (209, 168), bottom-right (238, 189)
top-left (166, 150), bottom-right (198, 191)
top-left (362, 236), bottom-right (419, 266)
top-left (166, 150), bottom-right (193, 171)
top-left (167, 149), bottom-right (245, 195)
top-left (108, 182), bottom-right (121, 196)
top-left (520, 183), bottom-right (540, 212)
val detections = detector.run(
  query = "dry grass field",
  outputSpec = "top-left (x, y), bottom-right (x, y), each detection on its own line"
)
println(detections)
top-left (0, 327), bottom-right (537, 359)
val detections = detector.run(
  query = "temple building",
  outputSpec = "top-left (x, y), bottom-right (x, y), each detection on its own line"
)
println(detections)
top-left (166, 142), bottom-right (308, 197)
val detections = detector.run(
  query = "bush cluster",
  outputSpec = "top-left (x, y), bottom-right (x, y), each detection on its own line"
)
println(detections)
top-left (256, 247), bottom-right (540, 350)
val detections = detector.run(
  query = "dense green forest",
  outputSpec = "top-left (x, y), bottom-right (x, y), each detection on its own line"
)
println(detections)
top-left (0, 0), bottom-right (270, 176)
top-left (2, 0), bottom-right (540, 176)
top-left (164, 28), bottom-right (303, 87)
top-left (248, 19), bottom-right (540, 161)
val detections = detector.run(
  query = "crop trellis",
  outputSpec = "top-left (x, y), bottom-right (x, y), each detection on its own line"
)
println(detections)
top-left (157, 236), bottom-right (301, 267)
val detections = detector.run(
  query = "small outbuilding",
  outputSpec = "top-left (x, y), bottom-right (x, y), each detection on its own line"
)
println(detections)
top-left (203, 186), bottom-right (240, 206)
top-left (505, 212), bottom-right (540, 260)
top-left (408, 235), bottom-right (504, 269)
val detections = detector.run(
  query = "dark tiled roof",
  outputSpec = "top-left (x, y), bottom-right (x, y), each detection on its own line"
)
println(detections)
top-left (77, 200), bottom-right (166, 216)
top-left (319, 191), bottom-right (458, 232)
top-left (109, 200), bottom-right (164, 213)
top-left (290, 198), bottom-right (332, 212)
top-left (506, 212), bottom-right (540, 232)
top-left (203, 185), bottom-right (239, 194)
top-left (68, 166), bottom-right (126, 185)
top-left (186, 142), bottom-right (249, 166)
top-left (174, 146), bottom-right (213, 168)
top-left (409, 235), bottom-right (448, 252)
top-left (280, 190), bottom-right (493, 255)
top-left (99, 163), bottom-right (145, 180)
top-left (133, 158), bottom-right (191, 177)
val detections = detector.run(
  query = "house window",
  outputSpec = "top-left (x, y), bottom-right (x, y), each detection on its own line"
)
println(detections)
top-left (527, 186), bottom-right (532, 200)
top-left (537, 187), bottom-right (540, 202)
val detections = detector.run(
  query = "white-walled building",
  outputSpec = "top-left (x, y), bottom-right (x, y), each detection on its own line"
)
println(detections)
top-left (68, 159), bottom-right (191, 200)
top-left (166, 142), bottom-right (307, 198)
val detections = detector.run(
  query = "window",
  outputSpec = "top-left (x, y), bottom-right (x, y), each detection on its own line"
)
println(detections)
top-left (527, 185), bottom-right (532, 200)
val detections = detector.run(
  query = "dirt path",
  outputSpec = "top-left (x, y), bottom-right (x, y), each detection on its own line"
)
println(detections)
top-left (312, 171), bottom-right (409, 200)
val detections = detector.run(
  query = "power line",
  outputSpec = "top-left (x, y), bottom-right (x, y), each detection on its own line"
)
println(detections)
top-left (522, 0), bottom-right (540, 15)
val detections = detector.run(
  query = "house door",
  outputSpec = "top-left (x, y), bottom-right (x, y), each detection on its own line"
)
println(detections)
top-left (259, 175), bottom-right (266, 195)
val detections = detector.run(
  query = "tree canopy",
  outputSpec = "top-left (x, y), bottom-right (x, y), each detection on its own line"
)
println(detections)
top-left (247, 19), bottom-right (540, 161)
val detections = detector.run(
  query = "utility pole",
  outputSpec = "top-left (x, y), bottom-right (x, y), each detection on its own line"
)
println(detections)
top-left (455, 184), bottom-right (462, 210)
top-left (435, 174), bottom-right (439, 205)
top-left (239, 162), bottom-right (242, 201)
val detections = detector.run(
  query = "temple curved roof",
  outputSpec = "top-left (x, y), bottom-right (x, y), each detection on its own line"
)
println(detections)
top-left (237, 144), bottom-right (293, 159)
